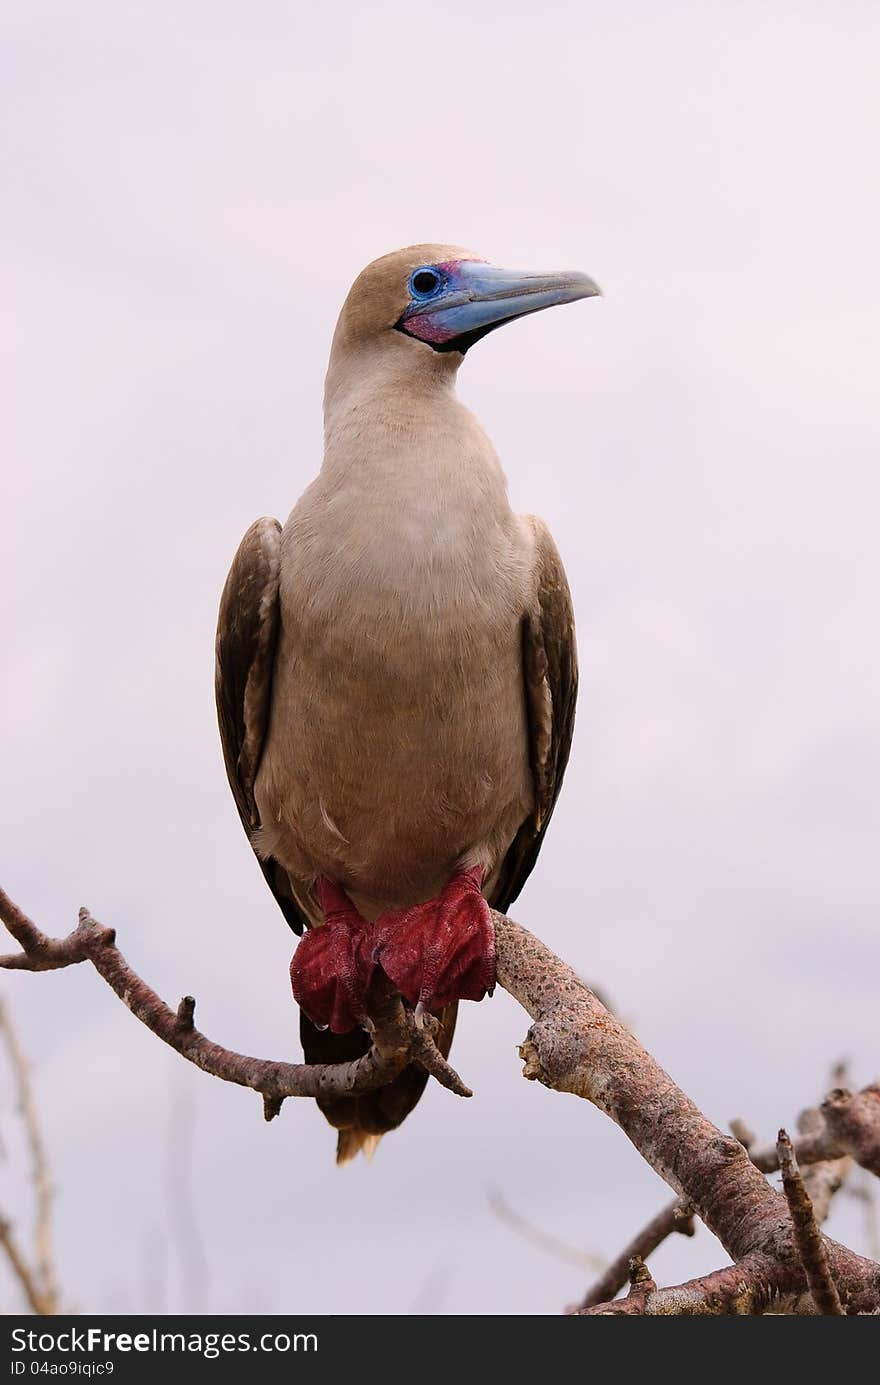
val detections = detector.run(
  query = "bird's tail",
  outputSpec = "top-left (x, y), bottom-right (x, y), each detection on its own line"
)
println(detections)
top-left (300, 1003), bottom-right (459, 1164)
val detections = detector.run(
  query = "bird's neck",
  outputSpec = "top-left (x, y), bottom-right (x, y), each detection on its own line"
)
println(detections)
top-left (324, 333), bottom-right (458, 417)
top-left (321, 338), bottom-right (508, 503)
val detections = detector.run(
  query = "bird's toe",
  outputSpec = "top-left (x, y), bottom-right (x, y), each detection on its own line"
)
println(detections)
top-left (290, 878), bottom-right (379, 1034)
top-left (373, 865), bottom-right (496, 1012)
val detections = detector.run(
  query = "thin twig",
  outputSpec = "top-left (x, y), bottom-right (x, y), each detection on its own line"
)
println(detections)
top-left (796, 1107), bottom-right (851, 1225)
top-left (573, 1199), bottom-right (695, 1311)
top-left (0, 1216), bottom-right (52, 1315)
top-left (0, 998), bottom-right (58, 1313)
top-left (619, 1256), bottom-right (657, 1311)
top-left (777, 1129), bottom-right (843, 1315)
top-left (488, 1191), bottom-right (606, 1272)
top-left (745, 1126), bottom-right (846, 1174)
top-left (574, 1251), bottom-right (802, 1315)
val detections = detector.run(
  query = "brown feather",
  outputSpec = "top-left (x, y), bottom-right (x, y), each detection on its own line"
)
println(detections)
top-left (491, 516), bottom-right (578, 913)
top-left (215, 516), bottom-right (308, 934)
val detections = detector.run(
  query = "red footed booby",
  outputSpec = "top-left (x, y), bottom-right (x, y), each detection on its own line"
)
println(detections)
top-left (216, 246), bottom-right (599, 1161)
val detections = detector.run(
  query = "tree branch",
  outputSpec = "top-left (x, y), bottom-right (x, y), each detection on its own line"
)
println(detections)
top-left (794, 1107), bottom-right (851, 1226)
top-left (572, 1199), bottom-right (695, 1311)
top-left (777, 1129), bottom-right (843, 1314)
top-left (3, 886), bottom-right (877, 1315)
top-left (576, 1252), bottom-right (809, 1315)
top-left (491, 912), bottom-right (880, 1314)
top-left (0, 1216), bottom-right (53, 1316)
top-left (0, 889), bottom-right (469, 1118)
top-left (821, 1085), bottom-right (880, 1178)
top-left (574, 1099), bottom-right (857, 1312)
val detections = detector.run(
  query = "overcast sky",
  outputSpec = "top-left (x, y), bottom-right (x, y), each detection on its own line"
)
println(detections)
top-left (3, 2), bottom-right (879, 1315)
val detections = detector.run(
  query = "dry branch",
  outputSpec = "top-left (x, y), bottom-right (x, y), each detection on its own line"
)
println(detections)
top-left (747, 1124), bottom-right (847, 1175)
top-left (777, 1129), bottom-right (843, 1315)
top-left (491, 913), bottom-right (880, 1314)
top-left (576, 1096), bottom-right (860, 1312)
top-left (0, 1217), bottom-right (52, 1316)
top-left (0, 888), bottom-right (469, 1118)
top-left (577, 1251), bottom-right (806, 1315)
top-left (574, 1105), bottom-right (858, 1312)
top-left (573, 1199), bottom-right (695, 1311)
top-left (489, 1190), bottom-right (606, 1272)
top-left (2, 885), bottom-right (878, 1315)
top-left (795, 1107), bottom-right (851, 1226)
top-left (822, 1085), bottom-right (880, 1178)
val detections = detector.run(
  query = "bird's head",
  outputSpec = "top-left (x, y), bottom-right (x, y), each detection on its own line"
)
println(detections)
top-left (329, 244), bottom-right (600, 370)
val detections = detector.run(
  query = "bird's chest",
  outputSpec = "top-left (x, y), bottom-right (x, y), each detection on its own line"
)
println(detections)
top-left (265, 488), bottom-right (530, 846)
top-left (281, 497), bottom-right (526, 712)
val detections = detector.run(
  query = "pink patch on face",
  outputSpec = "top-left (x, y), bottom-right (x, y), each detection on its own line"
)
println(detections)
top-left (405, 315), bottom-right (459, 344)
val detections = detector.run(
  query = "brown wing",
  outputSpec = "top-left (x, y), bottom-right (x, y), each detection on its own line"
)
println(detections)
top-left (491, 516), bottom-right (578, 912)
top-left (215, 516), bottom-right (308, 935)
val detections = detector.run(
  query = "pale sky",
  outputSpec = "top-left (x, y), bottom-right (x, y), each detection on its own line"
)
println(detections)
top-left (3, 1), bottom-right (879, 1314)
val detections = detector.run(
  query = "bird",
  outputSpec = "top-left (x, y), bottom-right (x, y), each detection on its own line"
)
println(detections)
top-left (215, 245), bottom-right (599, 1162)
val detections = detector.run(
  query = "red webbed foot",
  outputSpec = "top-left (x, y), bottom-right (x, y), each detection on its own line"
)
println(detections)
top-left (373, 865), bottom-right (496, 1013)
top-left (290, 878), bottom-right (381, 1034)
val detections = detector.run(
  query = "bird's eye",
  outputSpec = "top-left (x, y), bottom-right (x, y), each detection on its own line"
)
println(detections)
top-left (410, 268), bottom-right (442, 297)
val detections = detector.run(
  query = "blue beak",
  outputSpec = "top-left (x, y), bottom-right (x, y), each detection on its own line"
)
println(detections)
top-left (399, 259), bottom-right (601, 353)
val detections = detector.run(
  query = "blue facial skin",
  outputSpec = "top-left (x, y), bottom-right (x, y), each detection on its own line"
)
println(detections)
top-left (399, 259), bottom-right (601, 352)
